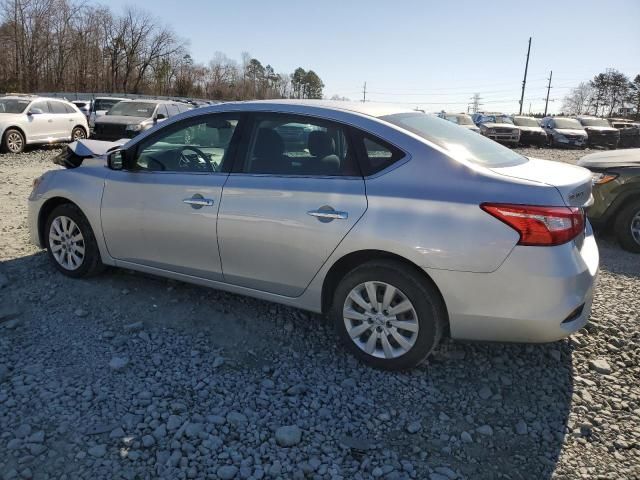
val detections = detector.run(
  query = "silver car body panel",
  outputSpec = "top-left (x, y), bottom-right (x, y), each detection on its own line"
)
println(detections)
top-left (28, 100), bottom-right (599, 343)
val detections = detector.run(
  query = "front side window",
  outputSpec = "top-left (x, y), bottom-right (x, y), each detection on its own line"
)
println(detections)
top-left (381, 112), bottom-right (527, 168)
top-left (167, 104), bottom-right (180, 117)
top-left (30, 101), bottom-right (50, 114)
top-left (132, 115), bottom-right (239, 173)
top-left (242, 114), bottom-right (359, 176)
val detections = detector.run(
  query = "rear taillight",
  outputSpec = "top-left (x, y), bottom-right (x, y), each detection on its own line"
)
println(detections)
top-left (481, 203), bottom-right (584, 246)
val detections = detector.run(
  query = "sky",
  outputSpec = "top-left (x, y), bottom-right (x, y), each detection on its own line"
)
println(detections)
top-left (103, 0), bottom-right (640, 114)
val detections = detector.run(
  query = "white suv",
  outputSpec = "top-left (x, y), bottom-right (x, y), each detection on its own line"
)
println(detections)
top-left (0, 96), bottom-right (89, 153)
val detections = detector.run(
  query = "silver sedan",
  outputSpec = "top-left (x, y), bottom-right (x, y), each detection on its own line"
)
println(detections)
top-left (28, 100), bottom-right (599, 369)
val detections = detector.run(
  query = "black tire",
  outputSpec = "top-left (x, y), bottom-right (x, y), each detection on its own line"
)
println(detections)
top-left (2, 128), bottom-right (25, 153)
top-left (614, 199), bottom-right (640, 253)
top-left (71, 126), bottom-right (87, 141)
top-left (45, 203), bottom-right (105, 277)
top-left (331, 259), bottom-right (445, 370)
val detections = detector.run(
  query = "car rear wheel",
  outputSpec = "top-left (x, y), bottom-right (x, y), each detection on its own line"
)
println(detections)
top-left (2, 129), bottom-right (25, 153)
top-left (45, 204), bottom-right (105, 277)
top-left (614, 199), bottom-right (640, 253)
top-left (331, 260), bottom-right (445, 370)
top-left (71, 127), bottom-right (86, 141)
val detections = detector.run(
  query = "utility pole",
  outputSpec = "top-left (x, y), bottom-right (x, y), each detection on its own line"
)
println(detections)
top-left (543, 70), bottom-right (553, 116)
top-left (470, 93), bottom-right (482, 113)
top-left (518, 37), bottom-right (532, 115)
top-left (362, 82), bottom-right (367, 103)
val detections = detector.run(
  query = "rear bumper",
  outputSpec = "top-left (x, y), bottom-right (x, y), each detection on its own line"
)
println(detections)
top-left (428, 224), bottom-right (599, 343)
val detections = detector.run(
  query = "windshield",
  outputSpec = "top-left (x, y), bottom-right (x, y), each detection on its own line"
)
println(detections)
top-left (480, 115), bottom-right (514, 125)
top-left (513, 117), bottom-right (539, 127)
top-left (0, 98), bottom-right (31, 114)
top-left (107, 101), bottom-right (156, 117)
top-left (94, 99), bottom-right (124, 112)
top-left (446, 114), bottom-right (474, 126)
top-left (554, 118), bottom-right (583, 130)
top-left (382, 112), bottom-right (527, 167)
top-left (579, 117), bottom-right (610, 127)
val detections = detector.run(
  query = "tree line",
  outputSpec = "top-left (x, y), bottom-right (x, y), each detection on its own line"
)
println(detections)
top-left (562, 69), bottom-right (640, 119)
top-left (0, 0), bottom-right (325, 100)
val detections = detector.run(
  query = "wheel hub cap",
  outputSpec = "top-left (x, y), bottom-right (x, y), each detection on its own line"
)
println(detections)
top-left (343, 281), bottom-right (419, 359)
top-left (49, 216), bottom-right (85, 271)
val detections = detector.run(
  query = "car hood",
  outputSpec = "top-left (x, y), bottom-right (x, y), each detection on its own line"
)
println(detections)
top-left (555, 128), bottom-right (587, 136)
top-left (491, 157), bottom-right (593, 207)
top-left (481, 122), bottom-right (516, 129)
top-left (460, 124), bottom-right (480, 131)
top-left (577, 148), bottom-right (640, 169)
top-left (0, 113), bottom-right (24, 123)
top-left (515, 126), bottom-right (545, 133)
top-left (53, 139), bottom-right (127, 168)
top-left (583, 126), bottom-right (618, 133)
top-left (95, 115), bottom-right (149, 125)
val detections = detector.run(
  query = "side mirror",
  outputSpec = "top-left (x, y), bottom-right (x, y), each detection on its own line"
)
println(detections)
top-left (28, 108), bottom-right (44, 115)
top-left (155, 113), bottom-right (166, 121)
top-left (107, 150), bottom-right (125, 170)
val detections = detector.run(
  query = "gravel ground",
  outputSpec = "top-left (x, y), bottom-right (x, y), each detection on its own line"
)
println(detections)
top-left (0, 147), bottom-right (638, 480)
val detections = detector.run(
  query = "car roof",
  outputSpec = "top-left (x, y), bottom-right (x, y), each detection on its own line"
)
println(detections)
top-left (1, 95), bottom-right (69, 102)
top-left (198, 99), bottom-right (418, 119)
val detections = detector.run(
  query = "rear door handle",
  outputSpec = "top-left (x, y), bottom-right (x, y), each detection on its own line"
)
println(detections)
top-left (307, 207), bottom-right (348, 221)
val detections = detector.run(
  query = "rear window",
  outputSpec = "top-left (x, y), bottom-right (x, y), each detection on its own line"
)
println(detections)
top-left (381, 112), bottom-right (527, 168)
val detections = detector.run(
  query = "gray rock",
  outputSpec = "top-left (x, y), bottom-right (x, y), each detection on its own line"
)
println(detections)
top-left (212, 356), bottom-right (225, 368)
top-left (515, 420), bottom-right (528, 435)
top-left (141, 435), bottom-right (155, 447)
top-left (434, 466), bottom-right (457, 479)
top-left (26, 431), bottom-right (44, 443)
top-left (275, 425), bottom-right (302, 447)
top-left (167, 415), bottom-right (182, 430)
top-left (406, 421), bottom-right (422, 434)
top-left (589, 358), bottom-right (612, 374)
top-left (15, 425), bottom-right (31, 439)
top-left (153, 424), bottom-right (167, 439)
top-left (478, 386), bottom-right (492, 400)
top-left (74, 308), bottom-right (88, 318)
top-left (109, 356), bottom-right (129, 371)
top-left (87, 445), bottom-right (107, 457)
top-left (460, 431), bottom-right (473, 443)
top-left (184, 422), bottom-right (203, 438)
top-left (476, 425), bottom-right (493, 436)
top-left (217, 465), bottom-right (238, 480)
top-left (109, 427), bottom-right (125, 439)
top-left (7, 438), bottom-right (21, 450)
top-left (226, 411), bottom-right (248, 425)
top-left (206, 415), bottom-right (226, 425)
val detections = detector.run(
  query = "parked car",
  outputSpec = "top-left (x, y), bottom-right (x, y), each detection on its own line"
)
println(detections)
top-left (577, 116), bottom-right (620, 149)
top-left (71, 100), bottom-right (91, 119)
top-left (437, 112), bottom-right (480, 133)
top-left (92, 99), bottom-right (190, 141)
top-left (512, 116), bottom-right (547, 147)
top-left (89, 97), bottom-right (128, 130)
top-left (0, 95), bottom-right (89, 153)
top-left (541, 117), bottom-right (588, 149)
top-left (608, 119), bottom-right (640, 149)
top-left (28, 100), bottom-right (598, 370)
top-left (578, 148), bottom-right (640, 253)
top-left (475, 114), bottom-right (520, 146)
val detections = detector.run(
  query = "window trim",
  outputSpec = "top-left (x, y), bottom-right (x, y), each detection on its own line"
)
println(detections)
top-left (230, 112), bottom-right (364, 179)
top-left (123, 112), bottom-right (245, 175)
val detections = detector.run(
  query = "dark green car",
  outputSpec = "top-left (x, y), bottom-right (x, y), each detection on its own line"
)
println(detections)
top-left (578, 149), bottom-right (640, 252)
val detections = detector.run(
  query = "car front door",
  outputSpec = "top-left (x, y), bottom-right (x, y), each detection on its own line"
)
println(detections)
top-left (26, 101), bottom-right (55, 142)
top-left (101, 113), bottom-right (243, 280)
top-left (217, 112), bottom-right (367, 297)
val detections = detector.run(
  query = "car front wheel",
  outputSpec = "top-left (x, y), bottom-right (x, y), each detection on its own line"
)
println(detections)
top-left (45, 204), bottom-right (105, 277)
top-left (2, 129), bottom-right (25, 153)
top-left (614, 199), bottom-right (640, 253)
top-left (331, 260), bottom-right (445, 370)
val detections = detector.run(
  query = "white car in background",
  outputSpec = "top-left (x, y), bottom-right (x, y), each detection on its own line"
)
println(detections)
top-left (0, 95), bottom-right (89, 153)
top-left (72, 100), bottom-right (91, 119)
top-left (89, 97), bottom-right (128, 130)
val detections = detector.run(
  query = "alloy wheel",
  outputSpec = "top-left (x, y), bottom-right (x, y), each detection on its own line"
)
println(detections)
top-left (631, 210), bottom-right (640, 246)
top-left (49, 216), bottom-right (85, 271)
top-left (6, 132), bottom-right (23, 153)
top-left (343, 281), bottom-right (419, 359)
top-left (73, 128), bottom-right (86, 140)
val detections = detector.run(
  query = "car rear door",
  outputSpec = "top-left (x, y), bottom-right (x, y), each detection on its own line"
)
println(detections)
top-left (49, 101), bottom-right (73, 139)
top-left (101, 113), bottom-right (243, 280)
top-left (217, 112), bottom-right (367, 297)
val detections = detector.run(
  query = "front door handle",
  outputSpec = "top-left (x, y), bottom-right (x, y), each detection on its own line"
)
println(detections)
top-left (183, 195), bottom-right (214, 209)
top-left (307, 206), bottom-right (348, 222)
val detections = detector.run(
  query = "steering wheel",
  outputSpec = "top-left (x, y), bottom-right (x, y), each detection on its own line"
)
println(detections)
top-left (177, 146), bottom-right (214, 171)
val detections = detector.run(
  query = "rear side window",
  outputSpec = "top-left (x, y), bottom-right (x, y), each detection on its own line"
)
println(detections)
top-left (49, 101), bottom-right (68, 114)
top-left (64, 103), bottom-right (76, 114)
top-left (358, 135), bottom-right (405, 176)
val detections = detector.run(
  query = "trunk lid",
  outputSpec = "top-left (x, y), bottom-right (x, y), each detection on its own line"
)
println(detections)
top-left (491, 157), bottom-right (593, 207)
